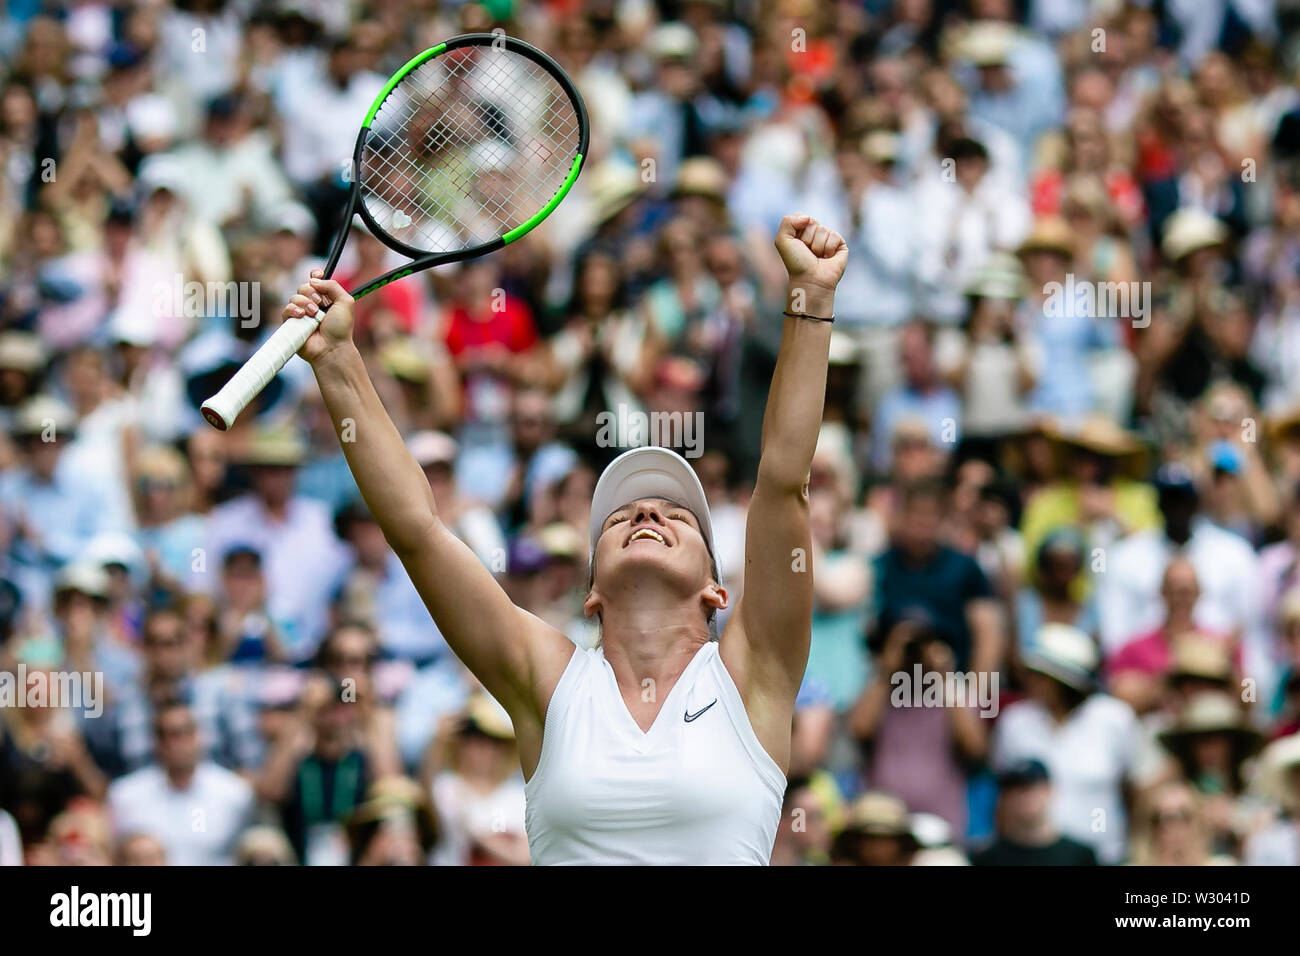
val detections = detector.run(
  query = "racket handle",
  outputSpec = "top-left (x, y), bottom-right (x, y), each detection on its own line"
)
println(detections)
top-left (200, 314), bottom-right (321, 430)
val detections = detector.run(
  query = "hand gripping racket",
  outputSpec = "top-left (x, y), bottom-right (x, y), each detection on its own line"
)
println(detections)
top-left (201, 33), bottom-right (589, 430)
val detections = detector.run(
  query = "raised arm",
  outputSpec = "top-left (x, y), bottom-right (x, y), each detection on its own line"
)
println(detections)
top-left (722, 215), bottom-right (847, 738)
top-left (289, 274), bottom-right (572, 744)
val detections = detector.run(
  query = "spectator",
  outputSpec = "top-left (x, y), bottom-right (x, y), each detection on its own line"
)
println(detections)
top-left (770, 775), bottom-right (832, 867)
top-left (1098, 464), bottom-right (1267, 692)
top-left (167, 91), bottom-right (291, 227)
top-left (1269, 589), bottom-right (1300, 735)
top-left (131, 444), bottom-right (206, 597)
top-left (870, 324), bottom-right (963, 474)
top-left (0, 638), bottom-right (107, 850)
top-left (1019, 417), bottom-right (1160, 562)
top-left (1243, 734), bottom-right (1300, 865)
top-left (992, 623), bottom-right (1137, 863)
top-left (332, 500), bottom-right (444, 667)
top-left (805, 486), bottom-right (871, 712)
top-left (1106, 560), bottom-right (1235, 715)
top-left (1014, 527), bottom-right (1098, 654)
top-left (409, 429), bottom-right (506, 570)
top-left (2, 396), bottom-right (114, 587)
top-left (830, 791), bottom-right (916, 867)
top-left (115, 831), bottom-right (167, 866)
top-left (212, 545), bottom-right (284, 666)
top-left (106, 699), bottom-right (254, 866)
top-left (232, 825), bottom-right (296, 867)
top-left (971, 759), bottom-right (1098, 865)
top-left (423, 694), bottom-right (528, 867)
top-left (1131, 780), bottom-right (1238, 865)
top-left (204, 424), bottom-right (349, 661)
top-left (850, 614), bottom-right (988, 838)
top-left (935, 252), bottom-right (1040, 442)
top-left (106, 603), bottom-right (261, 775)
top-left (257, 672), bottom-right (372, 867)
top-left (1016, 217), bottom-right (1129, 420)
top-left (913, 134), bottom-right (1031, 325)
top-left (344, 776), bottom-right (440, 867)
top-left (1154, 691), bottom-right (1265, 857)
top-left (873, 478), bottom-right (1003, 674)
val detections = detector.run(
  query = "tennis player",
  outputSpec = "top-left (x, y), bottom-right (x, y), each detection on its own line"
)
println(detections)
top-left (288, 213), bottom-right (847, 864)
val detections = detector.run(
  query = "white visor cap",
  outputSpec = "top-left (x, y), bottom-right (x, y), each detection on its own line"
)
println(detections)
top-left (588, 446), bottom-right (715, 567)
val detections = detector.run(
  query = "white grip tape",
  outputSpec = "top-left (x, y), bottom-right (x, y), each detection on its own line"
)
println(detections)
top-left (200, 314), bottom-right (321, 430)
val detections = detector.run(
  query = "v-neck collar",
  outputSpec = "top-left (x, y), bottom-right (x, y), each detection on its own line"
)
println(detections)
top-left (599, 642), bottom-right (712, 747)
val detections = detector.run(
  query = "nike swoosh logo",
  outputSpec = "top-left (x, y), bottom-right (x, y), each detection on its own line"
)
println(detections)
top-left (684, 699), bottom-right (718, 723)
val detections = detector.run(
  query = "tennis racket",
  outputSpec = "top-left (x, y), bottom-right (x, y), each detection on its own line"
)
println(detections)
top-left (200, 33), bottom-right (589, 430)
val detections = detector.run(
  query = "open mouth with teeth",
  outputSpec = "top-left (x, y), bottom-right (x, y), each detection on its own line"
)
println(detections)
top-left (626, 527), bottom-right (668, 547)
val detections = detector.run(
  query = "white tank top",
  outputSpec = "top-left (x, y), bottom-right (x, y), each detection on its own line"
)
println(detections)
top-left (524, 641), bottom-right (786, 865)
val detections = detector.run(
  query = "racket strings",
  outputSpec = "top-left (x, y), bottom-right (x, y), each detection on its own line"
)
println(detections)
top-left (360, 46), bottom-right (581, 253)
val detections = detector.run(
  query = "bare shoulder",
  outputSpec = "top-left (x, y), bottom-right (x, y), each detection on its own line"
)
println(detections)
top-left (523, 615), bottom-right (581, 707)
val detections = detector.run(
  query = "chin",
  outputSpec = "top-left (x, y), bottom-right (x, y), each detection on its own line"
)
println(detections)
top-left (603, 548), bottom-right (699, 592)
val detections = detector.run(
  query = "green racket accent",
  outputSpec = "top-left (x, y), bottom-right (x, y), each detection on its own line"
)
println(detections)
top-left (353, 269), bottom-right (416, 300)
top-left (503, 153), bottom-right (583, 245)
top-left (362, 44), bottom-right (447, 129)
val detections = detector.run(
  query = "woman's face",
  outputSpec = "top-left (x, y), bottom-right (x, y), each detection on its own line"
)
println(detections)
top-left (953, 460), bottom-right (994, 511)
top-left (1024, 249), bottom-right (1068, 284)
top-left (1195, 54), bottom-right (1233, 106)
top-left (580, 255), bottom-right (619, 307)
top-left (140, 474), bottom-right (180, 522)
top-left (187, 431), bottom-right (226, 492)
top-left (56, 590), bottom-right (100, 641)
top-left (706, 237), bottom-right (743, 286)
top-left (1190, 732), bottom-right (1232, 772)
top-left (0, 86), bottom-right (36, 131)
top-left (590, 497), bottom-right (714, 613)
top-left (1039, 546), bottom-right (1082, 590)
top-left (28, 212), bottom-right (62, 258)
top-left (457, 730), bottom-right (511, 778)
top-left (1066, 112), bottom-right (1107, 169)
top-left (1025, 670), bottom-right (1068, 704)
top-left (324, 627), bottom-right (375, 696)
top-left (661, 220), bottom-right (700, 272)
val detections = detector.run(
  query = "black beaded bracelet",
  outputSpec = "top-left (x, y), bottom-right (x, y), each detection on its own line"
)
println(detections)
top-left (783, 310), bottom-right (835, 323)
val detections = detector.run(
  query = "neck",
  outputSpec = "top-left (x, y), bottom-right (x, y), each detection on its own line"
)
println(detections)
top-left (1046, 691), bottom-right (1076, 721)
top-left (599, 606), bottom-right (709, 691)
top-left (261, 498), bottom-right (290, 521)
top-left (166, 765), bottom-right (196, 790)
top-left (316, 735), bottom-right (347, 761)
top-left (1004, 816), bottom-right (1055, 846)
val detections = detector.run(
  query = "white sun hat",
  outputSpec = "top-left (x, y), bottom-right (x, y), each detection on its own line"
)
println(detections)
top-left (1023, 623), bottom-right (1100, 692)
top-left (589, 446), bottom-right (714, 561)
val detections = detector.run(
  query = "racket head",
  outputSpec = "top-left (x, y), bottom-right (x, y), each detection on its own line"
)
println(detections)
top-left (351, 34), bottom-right (589, 267)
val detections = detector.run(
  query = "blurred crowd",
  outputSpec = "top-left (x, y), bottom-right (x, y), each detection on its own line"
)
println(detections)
top-left (4, 0), bottom-right (1300, 867)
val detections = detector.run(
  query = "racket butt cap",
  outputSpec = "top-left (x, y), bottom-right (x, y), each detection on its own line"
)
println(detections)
top-left (200, 403), bottom-right (233, 432)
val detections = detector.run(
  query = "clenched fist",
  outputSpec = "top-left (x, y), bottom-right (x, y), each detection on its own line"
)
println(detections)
top-left (774, 214), bottom-right (848, 294)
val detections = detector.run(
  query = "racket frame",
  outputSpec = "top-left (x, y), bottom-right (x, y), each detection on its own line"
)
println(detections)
top-left (199, 32), bottom-right (589, 431)
top-left (330, 32), bottom-right (590, 300)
